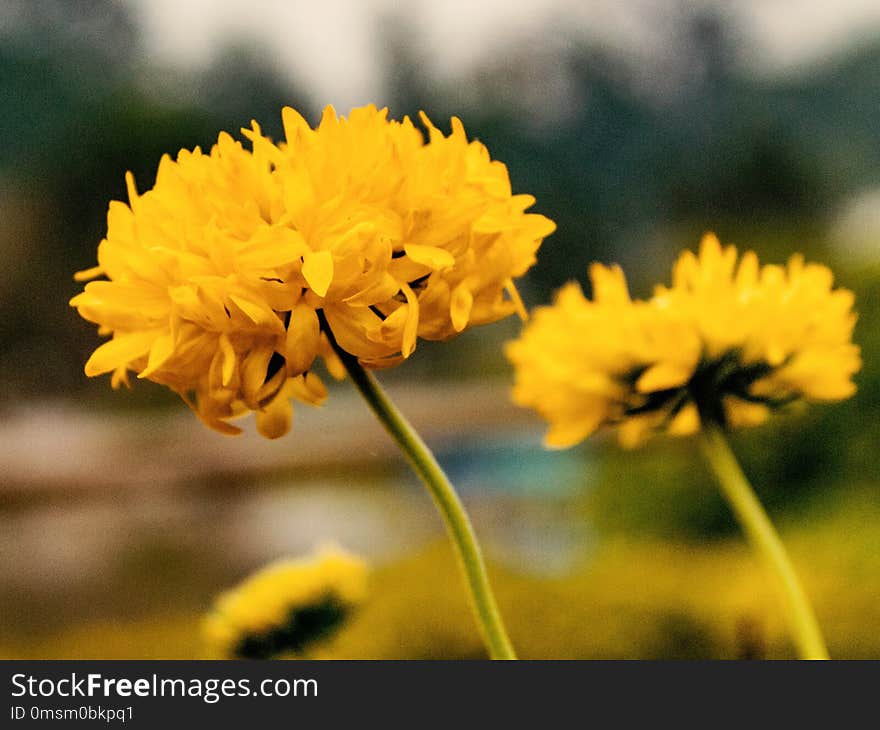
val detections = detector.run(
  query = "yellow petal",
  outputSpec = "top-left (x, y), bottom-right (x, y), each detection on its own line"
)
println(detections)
top-left (256, 394), bottom-right (293, 439)
top-left (589, 264), bottom-right (630, 305)
top-left (218, 333), bottom-right (236, 386)
top-left (724, 398), bottom-right (768, 428)
top-left (289, 371), bottom-right (328, 405)
top-left (284, 303), bottom-right (320, 375)
top-left (319, 336), bottom-right (347, 380)
top-left (125, 171), bottom-right (139, 205)
top-left (73, 265), bottom-right (103, 282)
top-left (635, 362), bottom-right (693, 393)
top-left (358, 354), bottom-right (405, 369)
top-left (323, 304), bottom-right (392, 359)
top-left (544, 415), bottom-right (602, 449)
top-left (138, 332), bottom-right (175, 379)
top-left (400, 283), bottom-right (419, 357)
top-left (241, 346), bottom-right (274, 405)
top-left (302, 250), bottom-right (334, 297)
top-left (319, 105), bottom-right (339, 130)
top-left (668, 404), bottom-right (700, 435)
top-left (257, 366), bottom-right (287, 407)
top-left (699, 232), bottom-right (722, 260)
top-left (110, 367), bottom-right (130, 390)
top-left (450, 284), bottom-right (473, 332)
top-left (228, 294), bottom-right (281, 329)
top-left (404, 243), bottom-right (455, 270)
top-left (185, 391), bottom-right (243, 436)
top-left (505, 279), bottom-right (528, 321)
top-left (84, 331), bottom-right (158, 377)
top-left (342, 273), bottom-right (400, 306)
top-left (237, 227), bottom-right (309, 270)
top-left (282, 106), bottom-right (310, 142)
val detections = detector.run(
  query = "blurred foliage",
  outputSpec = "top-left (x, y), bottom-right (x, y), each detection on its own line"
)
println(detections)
top-left (385, 10), bottom-right (880, 294)
top-left (4, 489), bottom-right (880, 659)
top-left (332, 490), bottom-right (880, 659)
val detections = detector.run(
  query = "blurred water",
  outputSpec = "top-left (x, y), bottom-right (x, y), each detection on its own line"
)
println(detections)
top-left (442, 428), bottom-right (591, 497)
top-left (0, 388), bottom-right (595, 640)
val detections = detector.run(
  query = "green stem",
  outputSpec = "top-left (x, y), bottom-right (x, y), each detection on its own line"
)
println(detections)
top-left (324, 331), bottom-right (516, 659)
top-left (698, 422), bottom-right (829, 660)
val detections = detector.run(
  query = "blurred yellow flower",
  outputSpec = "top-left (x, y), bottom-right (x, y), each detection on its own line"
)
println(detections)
top-left (507, 234), bottom-right (861, 448)
top-left (202, 545), bottom-right (367, 659)
top-left (71, 105), bottom-right (555, 437)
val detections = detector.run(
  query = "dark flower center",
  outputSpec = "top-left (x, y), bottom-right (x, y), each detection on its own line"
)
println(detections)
top-left (234, 594), bottom-right (350, 659)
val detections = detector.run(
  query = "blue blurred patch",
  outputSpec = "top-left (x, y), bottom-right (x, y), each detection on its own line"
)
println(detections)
top-left (433, 427), bottom-right (592, 498)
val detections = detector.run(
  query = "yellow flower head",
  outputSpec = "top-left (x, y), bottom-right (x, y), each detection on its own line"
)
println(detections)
top-left (507, 234), bottom-right (861, 448)
top-left (202, 545), bottom-right (368, 659)
top-left (71, 105), bottom-right (556, 437)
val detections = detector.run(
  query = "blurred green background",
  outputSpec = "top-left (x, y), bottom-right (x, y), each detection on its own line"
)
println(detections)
top-left (1, 0), bottom-right (878, 659)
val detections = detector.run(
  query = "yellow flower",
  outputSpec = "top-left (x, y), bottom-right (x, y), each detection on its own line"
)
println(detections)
top-left (202, 545), bottom-right (367, 659)
top-left (71, 105), bottom-right (556, 438)
top-left (507, 234), bottom-right (861, 448)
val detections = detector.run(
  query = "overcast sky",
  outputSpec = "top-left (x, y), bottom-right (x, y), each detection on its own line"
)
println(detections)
top-left (130, 0), bottom-right (880, 110)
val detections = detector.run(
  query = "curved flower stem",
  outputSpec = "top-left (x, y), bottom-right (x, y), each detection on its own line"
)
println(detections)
top-left (324, 333), bottom-right (516, 659)
top-left (698, 422), bottom-right (829, 660)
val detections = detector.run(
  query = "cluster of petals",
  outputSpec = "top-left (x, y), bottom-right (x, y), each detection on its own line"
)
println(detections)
top-left (71, 105), bottom-right (555, 437)
top-left (507, 234), bottom-right (861, 448)
top-left (202, 546), bottom-right (367, 659)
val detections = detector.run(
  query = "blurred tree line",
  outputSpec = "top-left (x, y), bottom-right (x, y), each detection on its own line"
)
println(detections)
top-left (0, 1), bottom-right (877, 534)
top-left (384, 9), bottom-right (880, 293)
